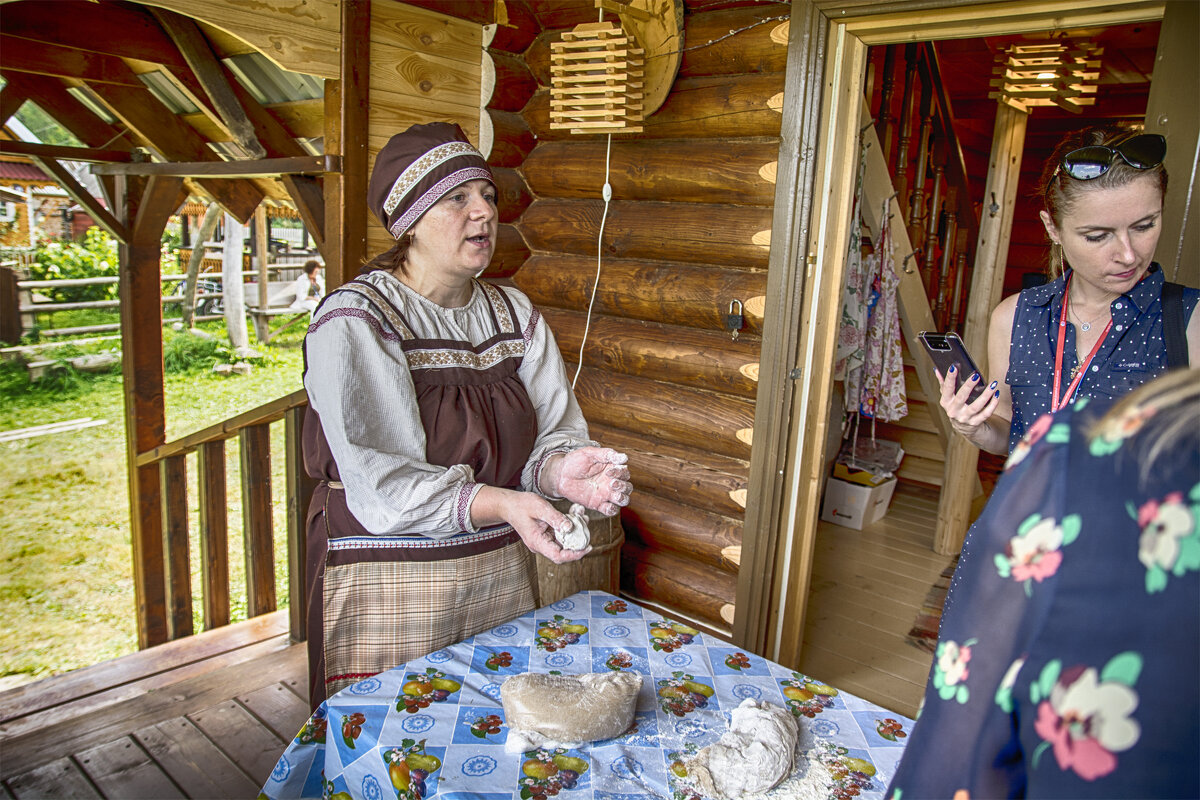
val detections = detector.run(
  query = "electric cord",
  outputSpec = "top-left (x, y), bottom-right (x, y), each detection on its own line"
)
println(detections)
top-left (572, 133), bottom-right (613, 389)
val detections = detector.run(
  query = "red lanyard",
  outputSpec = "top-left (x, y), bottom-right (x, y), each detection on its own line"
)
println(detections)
top-left (1052, 274), bottom-right (1113, 412)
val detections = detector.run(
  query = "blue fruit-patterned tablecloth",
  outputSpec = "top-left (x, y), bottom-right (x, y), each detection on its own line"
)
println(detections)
top-left (261, 591), bottom-right (912, 800)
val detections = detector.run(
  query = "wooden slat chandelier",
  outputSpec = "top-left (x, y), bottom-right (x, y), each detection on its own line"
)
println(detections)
top-left (989, 41), bottom-right (1102, 113)
top-left (548, 0), bottom-right (682, 136)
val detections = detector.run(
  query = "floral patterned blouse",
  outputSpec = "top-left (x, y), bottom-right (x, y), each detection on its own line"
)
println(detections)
top-left (887, 391), bottom-right (1200, 797)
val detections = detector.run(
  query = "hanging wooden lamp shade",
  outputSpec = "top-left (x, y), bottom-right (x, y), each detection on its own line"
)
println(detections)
top-left (549, 21), bottom-right (645, 135)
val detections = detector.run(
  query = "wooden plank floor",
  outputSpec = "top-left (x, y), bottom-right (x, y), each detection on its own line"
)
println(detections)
top-left (797, 481), bottom-right (955, 719)
top-left (0, 611), bottom-right (309, 798)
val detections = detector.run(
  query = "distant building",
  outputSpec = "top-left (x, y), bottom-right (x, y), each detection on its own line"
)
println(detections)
top-left (0, 157), bottom-right (95, 247)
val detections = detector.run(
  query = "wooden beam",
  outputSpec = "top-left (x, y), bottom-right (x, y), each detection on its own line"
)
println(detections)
top-left (733, 0), bottom-right (827, 657)
top-left (120, 175), bottom-right (184, 649)
top-left (0, 1), bottom-right (224, 125)
top-left (934, 102), bottom-right (1027, 557)
top-left (93, 155), bottom-right (335, 178)
top-left (28, 155), bottom-right (130, 244)
top-left (1, 139), bottom-right (133, 164)
top-left (280, 175), bottom-right (326, 258)
top-left (0, 33), bottom-right (143, 86)
top-left (329, 0), bottom-right (370, 291)
top-left (160, 455), bottom-right (193, 640)
top-left (197, 440), bottom-right (230, 631)
top-left (0, 71), bottom-right (132, 152)
top-left (86, 81), bottom-right (264, 223)
top-left (285, 406), bottom-right (315, 643)
top-left (151, 8), bottom-right (267, 159)
top-left (240, 424), bottom-right (276, 617)
top-left (0, 83), bottom-right (30, 128)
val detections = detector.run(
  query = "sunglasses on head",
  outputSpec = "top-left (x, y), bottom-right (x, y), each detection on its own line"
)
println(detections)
top-left (1053, 133), bottom-right (1167, 182)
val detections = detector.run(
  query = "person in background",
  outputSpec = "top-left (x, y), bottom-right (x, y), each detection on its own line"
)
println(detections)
top-left (938, 128), bottom-right (1199, 454)
top-left (270, 259), bottom-right (324, 314)
top-left (300, 122), bottom-right (632, 708)
top-left (888, 368), bottom-right (1199, 797)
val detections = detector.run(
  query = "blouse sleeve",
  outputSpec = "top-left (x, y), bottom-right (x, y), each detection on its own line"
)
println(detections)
top-left (887, 412), bottom-right (1070, 796)
top-left (504, 288), bottom-right (596, 495)
top-left (303, 292), bottom-right (479, 537)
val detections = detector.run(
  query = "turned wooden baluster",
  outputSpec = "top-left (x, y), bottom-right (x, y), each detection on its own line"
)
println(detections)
top-left (877, 45), bottom-right (898, 162)
top-left (950, 232), bottom-right (969, 331)
top-left (935, 186), bottom-right (958, 327)
top-left (894, 43), bottom-right (920, 219)
top-left (908, 78), bottom-right (935, 256)
top-left (922, 139), bottom-right (946, 300)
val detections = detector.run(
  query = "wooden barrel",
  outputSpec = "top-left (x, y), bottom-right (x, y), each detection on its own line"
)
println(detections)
top-left (534, 503), bottom-right (624, 606)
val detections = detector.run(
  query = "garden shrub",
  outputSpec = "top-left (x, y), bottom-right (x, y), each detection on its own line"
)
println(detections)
top-left (29, 228), bottom-right (119, 303)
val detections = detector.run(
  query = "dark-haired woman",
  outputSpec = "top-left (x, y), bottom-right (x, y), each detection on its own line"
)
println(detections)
top-left (939, 128), bottom-right (1199, 455)
top-left (301, 123), bottom-right (632, 707)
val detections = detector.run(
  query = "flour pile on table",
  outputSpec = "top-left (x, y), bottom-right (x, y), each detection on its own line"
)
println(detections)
top-left (554, 503), bottom-right (591, 551)
top-left (501, 671), bottom-right (640, 752)
top-left (685, 699), bottom-right (800, 799)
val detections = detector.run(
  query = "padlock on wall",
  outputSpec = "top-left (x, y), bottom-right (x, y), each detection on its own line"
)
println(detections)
top-left (725, 299), bottom-right (744, 341)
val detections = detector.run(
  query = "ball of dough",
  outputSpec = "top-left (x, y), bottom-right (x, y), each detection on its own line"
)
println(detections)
top-left (687, 699), bottom-right (798, 799)
top-left (555, 503), bottom-right (591, 551)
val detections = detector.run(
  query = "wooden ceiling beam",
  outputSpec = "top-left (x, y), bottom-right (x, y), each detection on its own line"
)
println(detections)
top-left (92, 155), bottom-right (335, 178)
top-left (87, 81), bottom-right (264, 223)
top-left (0, 33), bottom-right (143, 87)
top-left (0, 139), bottom-right (134, 163)
top-left (150, 8), bottom-right (266, 159)
top-left (29, 154), bottom-right (130, 244)
top-left (0, 1), bottom-right (191, 69)
top-left (0, 71), bottom-right (131, 151)
top-left (0, 2), bottom-right (223, 131)
top-left (0, 83), bottom-right (30, 128)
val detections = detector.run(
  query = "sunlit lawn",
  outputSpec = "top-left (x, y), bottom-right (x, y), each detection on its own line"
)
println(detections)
top-left (0, 314), bottom-right (307, 689)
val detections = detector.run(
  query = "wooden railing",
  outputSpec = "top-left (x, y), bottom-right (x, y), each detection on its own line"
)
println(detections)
top-left (134, 388), bottom-right (315, 644)
top-left (871, 42), bottom-right (979, 332)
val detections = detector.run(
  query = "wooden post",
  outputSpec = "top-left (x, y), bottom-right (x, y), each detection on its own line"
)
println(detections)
top-left (198, 439), bottom-right (230, 630)
top-left (255, 203), bottom-right (269, 311)
top-left (160, 454), bottom-right (192, 640)
top-left (286, 405), bottom-right (316, 642)
top-left (241, 423), bottom-right (276, 617)
top-left (935, 101), bottom-right (1028, 556)
top-left (0, 267), bottom-right (20, 344)
top-left (325, 0), bottom-right (370, 291)
top-left (222, 212), bottom-right (249, 349)
top-left (119, 174), bottom-right (184, 649)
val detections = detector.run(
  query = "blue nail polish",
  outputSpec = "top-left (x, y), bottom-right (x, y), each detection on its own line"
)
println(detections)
top-left (948, 365), bottom-right (956, 373)
top-left (989, 380), bottom-right (997, 389)
top-left (971, 372), bottom-right (980, 382)
top-left (994, 390), bottom-right (1000, 398)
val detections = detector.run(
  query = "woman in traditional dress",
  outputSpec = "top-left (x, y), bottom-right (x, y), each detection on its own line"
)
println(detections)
top-left (301, 123), bottom-right (632, 707)
top-left (938, 128), bottom-right (1199, 455)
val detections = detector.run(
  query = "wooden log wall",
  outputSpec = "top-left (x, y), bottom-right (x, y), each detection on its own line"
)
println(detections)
top-left (364, 3), bottom-right (485, 262)
top-left (487, 0), bottom-right (790, 634)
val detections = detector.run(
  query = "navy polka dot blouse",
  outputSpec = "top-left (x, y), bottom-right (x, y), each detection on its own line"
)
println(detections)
top-left (1006, 263), bottom-right (1198, 452)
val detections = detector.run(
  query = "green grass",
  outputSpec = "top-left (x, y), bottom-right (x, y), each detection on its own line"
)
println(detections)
top-left (0, 323), bottom-right (307, 689)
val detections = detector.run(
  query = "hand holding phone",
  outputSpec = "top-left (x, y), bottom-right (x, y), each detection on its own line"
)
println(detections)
top-left (918, 331), bottom-right (987, 403)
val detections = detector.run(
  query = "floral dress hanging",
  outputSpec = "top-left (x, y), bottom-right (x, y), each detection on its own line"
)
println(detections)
top-left (857, 196), bottom-right (908, 423)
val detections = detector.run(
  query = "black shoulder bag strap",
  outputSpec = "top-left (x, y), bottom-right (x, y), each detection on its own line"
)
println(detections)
top-left (1161, 280), bottom-right (1188, 369)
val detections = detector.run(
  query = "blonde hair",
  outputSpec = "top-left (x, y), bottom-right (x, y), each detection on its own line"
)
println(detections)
top-left (1089, 369), bottom-right (1200, 478)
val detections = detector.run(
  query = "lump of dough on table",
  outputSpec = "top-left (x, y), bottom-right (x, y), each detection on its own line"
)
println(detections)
top-left (686, 699), bottom-right (798, 799)
top-left (501, 671), bottom-right (641, 753)
top-left (555, 503), bottom-right (591, 551)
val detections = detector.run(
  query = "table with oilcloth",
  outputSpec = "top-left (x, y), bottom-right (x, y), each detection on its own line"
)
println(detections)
top-left (261, 591), bottom-right (912, 800)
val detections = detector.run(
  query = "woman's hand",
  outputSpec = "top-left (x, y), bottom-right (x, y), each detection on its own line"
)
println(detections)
top-left (473, 486), bottom-right (590, 565)
top-left (542, 447), bottom-right (633, 516)
top-left (937, 366), bottom-right (1001, 444)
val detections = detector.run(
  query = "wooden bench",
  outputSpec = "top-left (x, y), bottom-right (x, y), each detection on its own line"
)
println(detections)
top-left (247, 307), bottom-right (309, 343)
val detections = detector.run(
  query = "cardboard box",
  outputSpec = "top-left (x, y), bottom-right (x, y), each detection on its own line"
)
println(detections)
top-left (833, 462), bottom-right (893, 487)
top-left (820, 476), bottom-right (898, 530)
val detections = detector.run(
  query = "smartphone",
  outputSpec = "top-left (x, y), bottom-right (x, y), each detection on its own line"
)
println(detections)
top-left (918, 331), bottom-right (987, 403)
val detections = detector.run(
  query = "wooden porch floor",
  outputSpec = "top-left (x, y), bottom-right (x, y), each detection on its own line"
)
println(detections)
top-left (0, 611), bottom-right (308, 798)
top-left (798, 481), bottom-right (954, 719)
